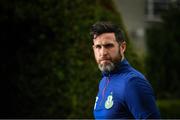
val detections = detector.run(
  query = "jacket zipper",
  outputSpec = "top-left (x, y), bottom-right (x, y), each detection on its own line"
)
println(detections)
top-left (100, 74), bottom-right (110, 106)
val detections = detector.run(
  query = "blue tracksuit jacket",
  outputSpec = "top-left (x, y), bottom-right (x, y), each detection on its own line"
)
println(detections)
top-left (93, 59), bottom-right (160, 119)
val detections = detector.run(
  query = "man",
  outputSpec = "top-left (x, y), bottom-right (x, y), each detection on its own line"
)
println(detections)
top-left (90, 21), bottom-right (160, 119)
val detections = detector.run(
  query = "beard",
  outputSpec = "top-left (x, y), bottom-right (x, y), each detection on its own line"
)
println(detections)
top-left (98, 53), bottom-right (122, 73)
top-left (98, 61), bottom-right (115, 73)
top-left (96, 46), bottom-right (123, 73)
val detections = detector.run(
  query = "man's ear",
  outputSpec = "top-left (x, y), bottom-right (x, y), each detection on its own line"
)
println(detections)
top-left (92, 45), bottom-right (95, 50)
top-left (120, 41), bottom-right (126, 54)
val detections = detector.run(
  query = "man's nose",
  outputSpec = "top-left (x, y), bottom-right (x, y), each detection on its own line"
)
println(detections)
top-left (100, 47), bottom-right (108, 56)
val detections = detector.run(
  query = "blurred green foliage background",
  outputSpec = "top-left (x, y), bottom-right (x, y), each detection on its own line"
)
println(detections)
top-left (1, 0), bottom-right (180, 118)
top-left (0, 0), bottom-right (137, 118)
top-left (146, 5), bottom-right (180, 118)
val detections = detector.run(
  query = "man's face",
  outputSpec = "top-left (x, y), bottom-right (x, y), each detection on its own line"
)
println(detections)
top-left (93, 33), bottom-right (125, 73)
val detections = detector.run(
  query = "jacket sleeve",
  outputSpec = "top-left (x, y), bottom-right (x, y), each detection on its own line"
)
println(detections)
top-left (124, 77), bottom-right (161, 119)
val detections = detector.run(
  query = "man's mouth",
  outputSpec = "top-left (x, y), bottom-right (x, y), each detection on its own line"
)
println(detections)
top-left (100, 59), bottom-right (111, 64)
top-left (101, 59), bottom-right (109, 61)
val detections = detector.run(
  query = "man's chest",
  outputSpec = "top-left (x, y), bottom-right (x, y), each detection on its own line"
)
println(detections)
top-left (93, 76), bottom-right (132, 119)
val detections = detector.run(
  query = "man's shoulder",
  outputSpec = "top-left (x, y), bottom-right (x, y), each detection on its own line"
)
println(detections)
top-left (128, 68), bottom-right (145, 79)
top-left (118, 66), bottom-right (146, 82)
top-left (123, 67), bottom-right (153, 90)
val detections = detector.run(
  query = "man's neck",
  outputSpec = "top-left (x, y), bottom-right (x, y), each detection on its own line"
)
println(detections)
top-left (121, 55), bottom-right (125, 62)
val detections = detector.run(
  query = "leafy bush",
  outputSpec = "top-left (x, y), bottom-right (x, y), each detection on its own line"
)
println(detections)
top-left (158, 99), bottom-right (180, 118)
top-left (145, 5), bottom-right (180, 99)
top-left (1, 0), bottom-right (138, 118)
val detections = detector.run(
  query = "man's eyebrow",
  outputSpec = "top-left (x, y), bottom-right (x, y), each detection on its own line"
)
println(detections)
top-left (94, 43), bottom-right (114, 47)
top-left (98, 43), bottom-right (114, 46)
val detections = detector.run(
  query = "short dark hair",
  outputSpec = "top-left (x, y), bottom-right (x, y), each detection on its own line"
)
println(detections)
top-left (90, 21), bottom-right (125, 43)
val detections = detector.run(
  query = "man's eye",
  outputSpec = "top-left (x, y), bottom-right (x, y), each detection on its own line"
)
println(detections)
top-left (95, 45), bottom-right (101, 49)
top-left (105, 44), bottom-right (113, 48)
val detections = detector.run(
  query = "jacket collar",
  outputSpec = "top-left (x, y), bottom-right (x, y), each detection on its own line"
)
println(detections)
top-left (102, 58), bottom-right (130, 77)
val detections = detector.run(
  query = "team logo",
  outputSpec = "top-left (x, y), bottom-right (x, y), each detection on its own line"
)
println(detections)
top-left (105, 92), bottom-right (113, 109)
